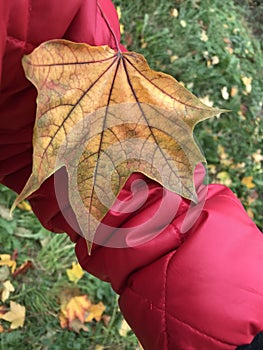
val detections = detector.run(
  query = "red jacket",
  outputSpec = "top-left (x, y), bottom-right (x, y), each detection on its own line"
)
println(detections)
top-left (1, 1), bottom-right (263, 349)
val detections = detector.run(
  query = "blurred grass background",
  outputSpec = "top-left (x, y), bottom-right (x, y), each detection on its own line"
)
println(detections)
top-left (0, 0), bottom-right (262, 349)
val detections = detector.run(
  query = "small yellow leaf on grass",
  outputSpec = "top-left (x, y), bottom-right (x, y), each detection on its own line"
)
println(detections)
top-left (85, 302), bottom-right (106, 322)
top-left (221, 86), bottom-right (229, 100)
top-left (199, 95), bottom-right (214, 108)
top-left (171, 8), bottom-right (179, 18)
top-left (116, 6), bottom-right (122, 19)
top-left (66, 262), bottom-right (84, 284)
top-left (241, 76), bottom-right (252, 94)
top-left (252, 151), bottom-right (263, 163)
top-left (0, 205), bottom-right (12, 221)
top-left (0, 324), bottom-right (4, 333)
top-left (241, 176), bottom-right (255, 189)
top-left (230, 86), bottom-right (238, 97)
top-left (66, 295), bottom-right (91, 323)
top-left (200, 30), bottom-right (209, 42)
top-left (180, 20), bottom-right (187, 27)
top-left (95, 346), bottom-right (105, 350)
top-left (211, 56), bottom-right (219, 65)
top-left (0, 255), bottom-right (16, 274)
top-left (119, 318), bottom-right (131, 337)
top-left (216, 171), bottom-right (232, 186)
top-left (59, 293), bottom-right (106, 332)
top-left (170, 55), bottom-right (179, 63)
top-left (0, 301), bottom-right (26, 329)
top-left (120, 24), bottom-right (125, 34)
top-left (1, 280), bottom-right (15, 302)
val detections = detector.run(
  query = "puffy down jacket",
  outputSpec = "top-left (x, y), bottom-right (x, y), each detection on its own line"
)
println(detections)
top-left (1, 1), bottom-right (262, 349)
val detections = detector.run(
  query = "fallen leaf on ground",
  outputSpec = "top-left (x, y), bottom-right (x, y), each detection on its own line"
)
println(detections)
top-left (241, 176), bottom-right (255, 189)
top-left (0, 205), bottom-right (12, 221)
top-left (252, 151), bottom-right (263, 163)
top-left (59, 293), bottom-right (106, 332)
top-left (119, 318), bottom-right (131, 337)
top-left (221, 86), bottom-right (229, 100)
top-left (66, 295), bottom-right (91, 324)
top-left (0, 255), bottom-right (16, 274)
top-left (1, 280), bottom-right (15, 302)
top-left (95, 346), bottom-right (105, 350)
top-left (0, 301), bottom-right (26, 329)
top-left (13, 260), bottom-right (34, 278)
top-left (13, 40), bottom-right (224, 248)
top-left (170, 8), bottom-right (179, 18)
top-left (230, 86), bottom-right (238, 97)
top-left (66, 262), bottom-right (84, 284)
top-left (241, 76), bottom-right (252, 94)
top-left (85, 301), bottom-right (105, 322)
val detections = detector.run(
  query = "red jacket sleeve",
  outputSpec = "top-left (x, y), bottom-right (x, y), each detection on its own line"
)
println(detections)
top-left (76, 174), bottom-right (263, 350)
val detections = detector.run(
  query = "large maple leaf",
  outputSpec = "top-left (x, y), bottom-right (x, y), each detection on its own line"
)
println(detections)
top-left (12, 40), bottom-right (224, 247)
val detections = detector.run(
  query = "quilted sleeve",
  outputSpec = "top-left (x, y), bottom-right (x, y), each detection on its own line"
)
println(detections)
top-left (76, 179), bottom-right (263, 350)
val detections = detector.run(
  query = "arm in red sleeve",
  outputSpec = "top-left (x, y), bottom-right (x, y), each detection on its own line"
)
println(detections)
top-left (76, 174), bottom-right (263, 350)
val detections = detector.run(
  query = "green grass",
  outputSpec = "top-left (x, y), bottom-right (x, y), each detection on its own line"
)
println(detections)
top-left (1, 0), bottom-right (262, 349)
top-left (0, 188), bottom-right (138, 349)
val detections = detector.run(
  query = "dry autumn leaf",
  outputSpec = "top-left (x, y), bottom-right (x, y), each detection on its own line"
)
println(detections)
top-left (119, 318), bottom-right (132, 337)
top-left (13, 260), bottom-right (34, 278)
top-left (85, 301), bottom-right (106, 322)
top-left (0, 255), bottom-right (16, 274)
top-left (59, 293), bottom-right (106, 332)
top-left (12, 40), bottom-right (224, 247)
top-left (1, 280), bottom-right (15, 302)
top-left (66, 295), bottom-right (91, 324)
top-left (66, 262), bottom-right (84, 284)
top-left (241, 176), bottom-right (256, 189)
top-left (0, 301), bottom-right (26, 329)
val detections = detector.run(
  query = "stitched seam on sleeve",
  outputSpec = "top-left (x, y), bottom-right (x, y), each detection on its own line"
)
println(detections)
top-left (126, 281), bottom-right (236, 347)
top-left (164, 251), bottom-right (177, 350)
top-left (6, 35), bottom-right (36, 51)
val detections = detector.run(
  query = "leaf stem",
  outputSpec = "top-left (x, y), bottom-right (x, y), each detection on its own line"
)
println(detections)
top-left (97, 1), bottom-right (122, 53)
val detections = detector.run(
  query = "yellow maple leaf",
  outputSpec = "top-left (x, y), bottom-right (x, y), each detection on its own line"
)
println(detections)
top-left (0, 255), bottom-right (16, 274)
top-left (241, 176), bottom-right (255, 189)
top-left (0, 301), bottom-right (26, 329)
top-left (12, 40), bottom-right (224, 251)
top-left (85, 301), bottom-right (106, 322)
top-left (59, 309), bottom-right (68, 329)
top-left (66, 295), bottom-right (91, 323)
top-left (1, 280), bottom-right (15, 302)
top-left (66, 262), bottom-right (84, 284)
